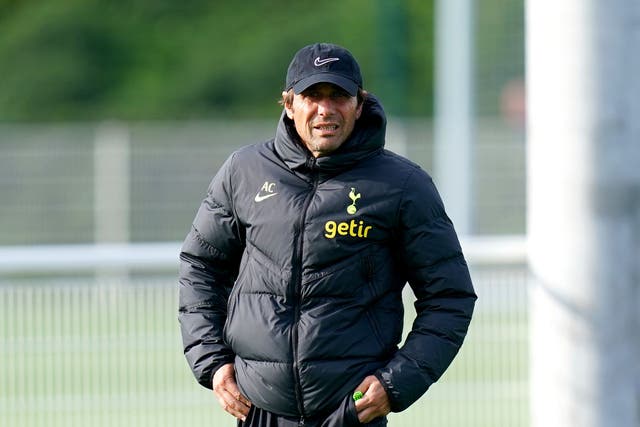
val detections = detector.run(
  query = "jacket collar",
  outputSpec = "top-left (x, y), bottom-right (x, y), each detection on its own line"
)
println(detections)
top-left (274, 94), bottom-right (387, 174)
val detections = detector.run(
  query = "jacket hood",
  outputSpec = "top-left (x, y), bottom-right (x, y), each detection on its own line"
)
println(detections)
top-left (274, 94), bottom-right (387, 174)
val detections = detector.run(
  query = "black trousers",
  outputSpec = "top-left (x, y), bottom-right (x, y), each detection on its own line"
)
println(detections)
top-left (237, 395), bottom-right (388, 427)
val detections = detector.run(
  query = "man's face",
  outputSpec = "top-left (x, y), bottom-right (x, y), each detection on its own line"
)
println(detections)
top-left (283, 83), bottom-right (363, 158)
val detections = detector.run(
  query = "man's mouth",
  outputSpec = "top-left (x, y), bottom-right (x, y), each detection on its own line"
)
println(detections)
top-left (314, 124), bottom-right (339, 132)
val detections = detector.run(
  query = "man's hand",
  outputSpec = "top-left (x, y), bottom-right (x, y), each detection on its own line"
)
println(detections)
top-left (353, 375), bottom-right (391, 423)
top-left (212, 363), bottom-right (252, 422)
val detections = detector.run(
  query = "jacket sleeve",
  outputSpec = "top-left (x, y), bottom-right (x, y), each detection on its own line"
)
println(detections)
top-left (375, 168), bottom-right (477, 412)
top-left (178, 154), bottom-right (245, 389)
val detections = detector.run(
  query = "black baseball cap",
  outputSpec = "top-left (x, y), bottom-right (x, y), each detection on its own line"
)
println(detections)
top-left (285, 43), bottom-right (363, 97)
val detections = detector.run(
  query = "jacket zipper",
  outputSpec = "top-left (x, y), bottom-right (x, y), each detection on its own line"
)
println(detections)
top-left (290, 158), bottom-right (318, 419)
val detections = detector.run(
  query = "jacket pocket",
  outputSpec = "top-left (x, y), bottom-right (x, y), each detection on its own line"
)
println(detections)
top-left (320, 394), bottom-right (388, 427)
top-left (222, 249), bottom-right (250, 342)
top-left (365, 310), bottom-right (386, 350)
top-left (361, 253), bottom-right (377, 293)
top-left (361, 254), bottom-right (386, 350)
top-left (320, 394), bottom-right (361, 427)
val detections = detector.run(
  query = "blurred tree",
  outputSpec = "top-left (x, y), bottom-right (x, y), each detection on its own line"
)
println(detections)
top-left (475, 0), bottom-right (525, 116)
top-left (0, 0), bottom-right (522, 122)
top-left (374, 0), bottom-right (410, 116)
top-left (0, 1), bottom-right (132, 119)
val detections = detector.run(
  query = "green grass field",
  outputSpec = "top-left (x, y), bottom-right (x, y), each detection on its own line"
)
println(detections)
top-left (0, 268), bottom-right (528, 426)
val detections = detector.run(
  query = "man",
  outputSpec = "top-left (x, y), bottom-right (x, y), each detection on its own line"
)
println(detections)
top-left (178, 42), bottom-right (476, 427)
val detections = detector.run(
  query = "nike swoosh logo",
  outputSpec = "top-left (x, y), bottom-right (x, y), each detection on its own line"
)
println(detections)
top-left (254, 192), bottom-right (278, 202)
top-left (314, 57), bottom-right (340, 67)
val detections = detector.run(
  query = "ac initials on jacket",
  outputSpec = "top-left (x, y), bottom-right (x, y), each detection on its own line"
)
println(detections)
top-left (254, 181), bottom-right (278, 202)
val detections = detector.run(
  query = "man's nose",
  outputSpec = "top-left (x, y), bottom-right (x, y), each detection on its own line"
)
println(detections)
top-left (316, 97), bottom-right (336, 115)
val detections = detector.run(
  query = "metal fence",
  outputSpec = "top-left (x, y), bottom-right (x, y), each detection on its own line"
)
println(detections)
top-left (0, 237), bottom-right (528, 427)
top-left (0, 118), bottom-right (525, 247)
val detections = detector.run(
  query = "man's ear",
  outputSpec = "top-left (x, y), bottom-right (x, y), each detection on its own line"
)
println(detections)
top-left (355, 100), bottom-right (364, 120)
top-left (282, 91), bottom-right (294, 119)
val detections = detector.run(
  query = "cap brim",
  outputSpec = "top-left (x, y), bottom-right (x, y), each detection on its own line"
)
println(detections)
top-left (292, 73), bottom-right (359, 97)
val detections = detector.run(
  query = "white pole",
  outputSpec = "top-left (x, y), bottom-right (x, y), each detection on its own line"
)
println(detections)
top-left (94, 122), bottom-right (131, 281)
top-left (527, 1), bottom-right (640, 426)
top-left (434, 0), bottom-right (474, 235)
top-left (94, 122), bottom-right (130, 244)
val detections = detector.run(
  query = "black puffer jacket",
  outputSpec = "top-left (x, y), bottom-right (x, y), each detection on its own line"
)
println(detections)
top-left (178, 95), bottom-right (476, 419)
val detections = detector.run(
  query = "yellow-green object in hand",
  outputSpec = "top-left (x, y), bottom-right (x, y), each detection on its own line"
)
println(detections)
top-left (353, 391), bottom-right (364, 401)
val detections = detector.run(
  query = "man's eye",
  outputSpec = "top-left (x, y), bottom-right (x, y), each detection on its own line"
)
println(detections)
top-left (331, 91), bottom-right (349, 99)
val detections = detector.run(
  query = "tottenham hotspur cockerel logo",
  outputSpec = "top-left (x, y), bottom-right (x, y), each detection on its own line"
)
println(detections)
top-left (347, 188), bottom-right (361, 215)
